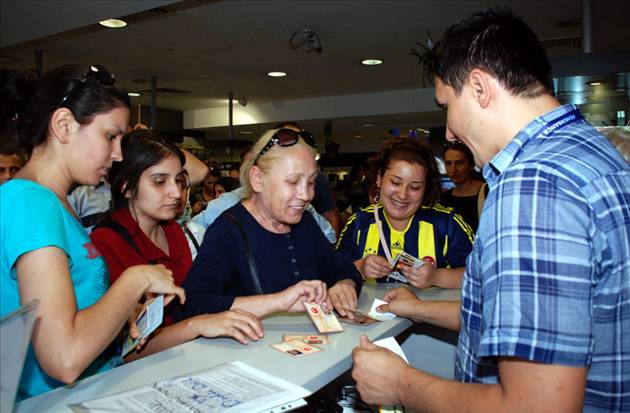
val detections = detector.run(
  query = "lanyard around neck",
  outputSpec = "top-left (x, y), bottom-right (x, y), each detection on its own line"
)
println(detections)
top-left (374, 205), bottom-right (395, 265)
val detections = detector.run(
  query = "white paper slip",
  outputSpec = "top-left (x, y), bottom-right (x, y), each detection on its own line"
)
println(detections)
top-left (69, 361), bottom-right (311, 413)
top-left (122, 295), bottom-right (164, 356)
top-left (373, 336), bottom-right (409, 364)
top-left (368, 298), bottom-right (397, 321)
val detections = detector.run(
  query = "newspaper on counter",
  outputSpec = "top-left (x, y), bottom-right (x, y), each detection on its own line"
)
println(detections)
top-left (69, 361), bottom-right (310, 413)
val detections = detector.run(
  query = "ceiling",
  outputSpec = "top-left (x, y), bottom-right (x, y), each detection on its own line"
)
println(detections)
top-left (1, 0), bottom-right (629, 153)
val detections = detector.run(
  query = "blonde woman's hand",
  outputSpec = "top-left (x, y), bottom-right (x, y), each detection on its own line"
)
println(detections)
top-left (275, 280), bottom-right (328, 313)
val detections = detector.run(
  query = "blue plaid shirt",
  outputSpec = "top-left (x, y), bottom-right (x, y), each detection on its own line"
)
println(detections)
top-left (455, 104), bottom-right (630, 412)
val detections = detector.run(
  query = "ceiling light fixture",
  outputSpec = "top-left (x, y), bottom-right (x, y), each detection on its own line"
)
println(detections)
top-left (354, 135), bottom-right (363, 138)
top-left (361, 58), bottom-right (383, 66)
top-left (586, 80), bottom-right (604, 86)
top-left (128, 92), bottom-right (141, 97)
top-left (361, 123), bottom-right (375, 127)
top-left (99, 18), bottom-right (127, 28)
top-left (267, 71), bottom-right (287, 78)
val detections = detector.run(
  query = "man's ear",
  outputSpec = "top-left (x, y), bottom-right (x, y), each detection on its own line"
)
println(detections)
top-left (249, 165), bottom-right (264, 193)
top-left (468, 69), bottom-right (493, 109)
top-left (48, 108), bottom-right (78, 143)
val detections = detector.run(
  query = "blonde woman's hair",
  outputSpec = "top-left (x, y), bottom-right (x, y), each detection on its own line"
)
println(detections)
top-left (240, 128), bottom-right (317, 198)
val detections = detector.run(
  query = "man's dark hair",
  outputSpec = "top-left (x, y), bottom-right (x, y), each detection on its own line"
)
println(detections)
top-left (419, 8), bottom-right (552, 97)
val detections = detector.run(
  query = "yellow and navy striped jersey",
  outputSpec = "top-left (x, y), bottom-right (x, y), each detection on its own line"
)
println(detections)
top-left (336, 203), bottom-right (474, 270)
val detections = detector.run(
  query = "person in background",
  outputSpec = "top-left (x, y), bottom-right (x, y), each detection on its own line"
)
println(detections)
top-left (228, 163), bottom-right (240, 178)
top-left (179, 127), bottom-right (363, 322)
top-left (213, 176), bottom-right (240, 198)
top-left (90, 130), bottom-right (263, 358)
top-left (337, 137), bottom-right (473, 289)
top-left (440, 141), bottom-right (487, 232)
top-left (0, 141), bottom-right (25, 184)
top-left (352, 8), bottom-right (630, 412)
top-left (0, 64), bottom-right (183, 401)
top-left (190, 160), bottom-right (221, 215)
top-left (174, 169), bottom-right (205, 260)
top-left (0, 69), bottom-right (31, 185)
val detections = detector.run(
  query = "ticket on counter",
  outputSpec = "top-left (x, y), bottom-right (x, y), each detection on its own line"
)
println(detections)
top-left (283, 334), bottom-right (330, 345)
top-left (367, 298), bottom-right (397, 321)
top-left (271, 340), bottom-right (323, 357)
top-left (337, 307), bottom-right (378, 326)
top-left (122, 295), bottom-right (164, 356)
top-left (303, 302), bottom-right (343, 333)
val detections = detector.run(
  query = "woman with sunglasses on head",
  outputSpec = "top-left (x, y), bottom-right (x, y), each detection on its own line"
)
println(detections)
top-left (440, 141), bottom-right (487, 233)
top-left (90, 130), bottom-right (262, 357)
top-left (336, 137), bottom-right (474, 289)
top-left (0, 64), bottom-right (184, 401)
top-left (179, 128), bottom-right (363, 322)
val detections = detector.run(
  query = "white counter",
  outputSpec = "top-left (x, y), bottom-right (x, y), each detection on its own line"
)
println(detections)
top-left (16, 284), bottom-right (460, 412)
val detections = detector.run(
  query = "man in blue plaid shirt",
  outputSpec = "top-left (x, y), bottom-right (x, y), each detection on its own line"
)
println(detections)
top-left (352, 8), bottom-right (630, 412)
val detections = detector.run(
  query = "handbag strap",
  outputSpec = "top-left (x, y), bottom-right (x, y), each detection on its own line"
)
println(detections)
top-left (182, 223), bottom-right (200, 252)
top-left (93, 220), bottom-right (158, 265)
top-left (224, 212), bottom-right (263, 295)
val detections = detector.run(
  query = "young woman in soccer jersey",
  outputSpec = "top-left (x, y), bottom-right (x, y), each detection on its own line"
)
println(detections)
top-left (0, 65), bottom-right (184, 401)
top-left (90, 130), bottom-right (264, 358)
top-left (336, 137), bottom-right (474, 289)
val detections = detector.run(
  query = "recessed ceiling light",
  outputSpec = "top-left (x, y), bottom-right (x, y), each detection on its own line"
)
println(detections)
top-left (267, 71), bottom-right (287, 78)
top-left (354, 135), bottom-right (363, 138)
top-left (128, 92), bottom-right (141, 97)
top-left (361, 123), bottom-right (375, 127)
top-left (586, 80), bottom-right (604, 86)
top-left (361, 58), bottom-right (383, 66)
top-left (99, 18), bottom-right (127, 28)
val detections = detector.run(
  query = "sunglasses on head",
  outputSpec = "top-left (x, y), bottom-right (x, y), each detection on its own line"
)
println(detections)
top-left (57, 64), bottom-right (116, 108)
top-left (254, 128), bottom-right (317, 163)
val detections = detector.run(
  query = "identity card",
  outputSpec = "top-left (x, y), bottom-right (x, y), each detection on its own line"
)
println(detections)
top-left (392, 251), bottom-right (426, 269)
top-left (303, 302), bottom-right (343, 333)
top-left (271, 340), bottom-right (323, 357)
top-left (122, 295), bottom-right (164, 356)
top-left (283, 334), bottom-right (330, 345)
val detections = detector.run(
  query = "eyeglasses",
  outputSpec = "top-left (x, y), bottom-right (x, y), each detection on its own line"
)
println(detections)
top-left (254, 128), bottom-right (317, 163)
top-left (57, 64), bottom-right (116, 108)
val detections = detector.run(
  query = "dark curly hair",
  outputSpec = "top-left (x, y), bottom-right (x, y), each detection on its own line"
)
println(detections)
top-left (376, 137), bottom-right (441, 206)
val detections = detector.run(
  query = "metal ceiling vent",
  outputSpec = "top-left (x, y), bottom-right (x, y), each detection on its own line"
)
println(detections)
top-left (289, 29), bottom-right (322, 53)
